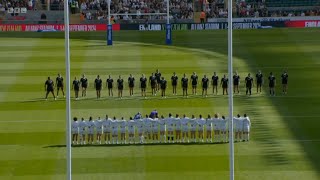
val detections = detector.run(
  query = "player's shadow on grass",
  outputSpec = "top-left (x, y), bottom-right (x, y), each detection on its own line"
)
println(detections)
top-left (43, 142), bottom-right (230, 148)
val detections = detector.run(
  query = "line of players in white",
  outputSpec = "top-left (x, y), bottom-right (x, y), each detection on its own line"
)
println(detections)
top-left (71, 114), bottom-right (251, 145)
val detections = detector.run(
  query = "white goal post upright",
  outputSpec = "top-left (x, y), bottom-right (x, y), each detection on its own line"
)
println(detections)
top-left (227, 0), bottom-right (234, 179)
top-left (106, 0), bottom-right (172, 45)
top-left (63, 0), bottom-right (72, 179)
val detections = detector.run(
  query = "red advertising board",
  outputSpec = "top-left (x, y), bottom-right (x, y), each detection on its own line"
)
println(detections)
top-left (285, 20), bottom-right (320, 28)
top-left (0, 24), bottom-right (120, 32)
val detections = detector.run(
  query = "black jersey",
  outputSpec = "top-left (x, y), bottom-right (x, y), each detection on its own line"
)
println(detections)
top-left (202, 77), bottom-right (209, 88)
top-left (140, 77), bottom-right (147, 88)
top-left (155, 72), bottom-right (161, 82)
top-left (128, 77), bottom-right (135, 87)
top-left (256, 73), bottom-right (263, 84)
top-left (245, 76), bottom-right (253, 87)
top-left (221, 78), bottom-right (228, 88)
top-left (181, 77), bottom-right (188, 88)
top-left (191, 75), bottom-right (198, 85)
top-left (212, 75), bottom-right (219, 86)
top-left (95, 78), bottom-right (102, 90)
top-left (73, 80), bottom-right (80, 90)
top-left (160, 79), bottom-right (167, 89)
top-left (80, 77), bottom-right (88, 88)
top-left (56, 77), bottom-right (63, 87)
top-left (281, 73), bottom-right (288, 84)
top-left (107, 78), bottom-right (113, 88)
top-left (45, 79), bottom-right (54, 91)
top-left (117, 79), bottom-right (124, 89)
top-left (171, 75), bottom-right (178, 86)
top-left (233, 75), bottom-right (240, 85)
top-left (268, 76), bottom-right (276, 87)
top-left (149, 76), bottom-right (157, 87)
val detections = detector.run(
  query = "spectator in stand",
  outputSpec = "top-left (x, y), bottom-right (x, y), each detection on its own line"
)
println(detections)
top-left (200, 10), bottom-right (205, 23)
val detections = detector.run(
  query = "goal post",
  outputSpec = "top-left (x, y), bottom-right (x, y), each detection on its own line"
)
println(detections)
top-left (107, 0), bottom-right (172, 46)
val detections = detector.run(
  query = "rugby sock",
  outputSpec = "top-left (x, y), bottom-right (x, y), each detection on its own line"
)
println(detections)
top-left (270, 90), bottom-right (271, 95)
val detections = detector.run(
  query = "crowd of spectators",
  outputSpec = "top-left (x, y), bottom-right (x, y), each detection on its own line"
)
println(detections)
top-left (0, 0), bottom-right (36, 10)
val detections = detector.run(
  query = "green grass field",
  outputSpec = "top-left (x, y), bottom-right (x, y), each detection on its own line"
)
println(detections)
top-left (1, 28), bottom-right (320, 180)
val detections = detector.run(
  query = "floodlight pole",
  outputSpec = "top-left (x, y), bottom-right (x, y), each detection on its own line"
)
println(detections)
top-left (165, 0), bottom-right (172, 45)
top-left (107, 0), bottom-right (112, 45)
top-left (227, 0), bottom-right (234, 180)
top-left (63, 0), bottom-right (72, 180)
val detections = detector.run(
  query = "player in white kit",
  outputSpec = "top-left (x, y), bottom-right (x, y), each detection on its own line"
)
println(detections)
top-left (111, 117), bottom-right (119, 144)
top-left (189, 115), bottom-right (198, 142)
top-left (119, 117), bottom-right (127, 144)
top-left (212, 114), bottom-right (220, 143)
top-left (234, 114), bottom-right (243, 142)
top-left (242, 114), bottom-right (251, 141)
top-left (103, 115), bottom-right (112, 144)
top-left (174, 114), bottom-right (182, 143)
top-left (166, 113), bottom-right (175, 143)
top-left (197, 115), bottom-right (206, 142)
top-left (78, 117), bottom-right (87, 145)
top-left (220, 116), bottom-right (228, 143)
top-left (143, 115), bottom-right (153, 143)
top-left (87, 117), bottom-right (95, 144)
top-left (95, 117), bottom-right (103, 144)
top-left (205, 114), bottom-right (213, 143)
top-left (181, 114), bottom-right (190, 143)
top-left (158, 115), bottom-right (166, 143)
top-left (72, 117), bottom-right (79, 145)
top-left (136, 118), bottom-right (145, 144)
top-left (151, 115), bottom-right (159, 143)
top-left (127, 117), bottom-right (136, 144)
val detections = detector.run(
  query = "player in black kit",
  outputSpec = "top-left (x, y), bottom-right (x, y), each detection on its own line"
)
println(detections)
top-left (181, 73), bottom-right (189, 97)
top-left (155, 69), bottom-right (161, 91)
top-left (281, 70), bottom-right (288, 94)
top-left (94, 75), bottom-right (102, 99)
top-left (233, 72), bottom-right (240, 94)
top-left (220, 74), bottom-right (228, 95)
top-left (256, 70), bottom-right (263, 93)
top-left (44, 77), bottom-right (56, 100)
top-left (80, 74), bottom-right (88, 97)
top-left (72, 77), bottom-right (80, 100)
top-left (117, 75), bottom-right (124, 98)
top-left (106, 75), bottom-right (114, 97)
top-left (56, 73), bottom-right (65, 98)
top-left (128, 74), bottom-right (135, 96)
top-left (212, 72), bottom-right (219, 95)
top-left (268, 72), bottom-right (276, 96)
top-left (140, 74), bottom-right (147, 97)
top-left (160, 77), bottom-right (167, 98)
top-left (202, 75), bottom-right (209, 97)
top-left (191, 72), bottom-right (198, 95)
top-left (149, 73), bottom-right (157, 96)
top-left (245, 73), bottom-right (254, 95)
top-left (171, 72), bottom-right (178, 95)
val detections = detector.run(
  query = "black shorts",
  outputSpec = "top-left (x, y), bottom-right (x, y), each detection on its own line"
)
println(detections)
top-left (202, 86), bottom-right (208, 89)
top-left (182, 86), bottom-right (188, 89)
top-left (129, 84), bottom-right (134, 88)
top-left (246, 85), bottom-right (252, 89)
top-left (269, 83), bottom-right (275, 88)
top-left (118, 86), bottom-right (123, 90)
top-left (234, 83), bottom-right (239, 86)
top-left (212, 83), bottom-right (218, 86)
top-left (192, 82), bottom-right (197, 86)
top-left (141, 84), bottom-right (146, 89)
top-left (47, 87), bottom-right (54, 92)
top-left (151, 84), bottom-right (156, 88)
top-left (157, 79), bottom-right (161, 84)
top-left (108, 85), bottom-right (113, 89)
top-left (74, 87), bottom-right (80, 91)
top-left (222, 85), bottom-right (228, 89)
top-left (161, 87), bottom-right (166, 90)
top-left (282, 82), bottom-right (288, 85)
top-left (82, 84), bottom-right (88, 88)
top-left (57, 84), bottom-right (63, 88)
top-left (96, 86), bottom-right (102, 91)
top-left (257, 82), bottom-right (262, 86)
top-left (172, 83), bottom-right (177, 86)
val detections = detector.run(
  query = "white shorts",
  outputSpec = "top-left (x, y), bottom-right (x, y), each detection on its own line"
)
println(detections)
top-left (112, 130), bottom-right (118, 135)
top-left (145, 128), bottom-right (152, 134)
top-left (243, 126), bottom-right (250, 132)
top-left (120, 129), bottom-right (126, 134)
top-left (97, 128), bottom-right (103, 134)
top-left (160, 127), bottom-right (166, 132)
top-left (79, 130), bottom-right (85, 135)
top-left (137, 129), bottom-right (144, 134)
top-left (167, 128), bottom-right (174, 132)
top-left (88, 130), bottom-right (94, 135)
top-left (128, 130), bottom-right (135, 135)
top-left (207, 126), bottom-right (212, 131)
top-left (182, 128), bottom-right (189, 132)
top-left (176, 128), bottom-right (181, 131)
top-left (152, 128), bottom-right (158, 133)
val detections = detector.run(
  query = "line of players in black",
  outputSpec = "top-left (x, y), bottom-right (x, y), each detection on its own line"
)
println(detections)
top-left (44, 69), bottom-right (288, 100)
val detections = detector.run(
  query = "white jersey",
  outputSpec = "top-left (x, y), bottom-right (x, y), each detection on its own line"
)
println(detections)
top-left (136, 119), bottom-right (145, 134)
top-left (243, 117), bottom-right (251, 132)
top-left (166, 117), bottom-right (175, 131)
top-left (78, 120), bottom-right (87, 134)
top-left (71, 121), bottom-right (79, 134)
top-left (233, 117), bottom-right (243, 131)
top-left (87, 120), bottom-right (95, 134)
top-left (102, 118), bottom-right (112, 133)
top-left (95, 119), bottom-right (103, 133)
top-left (197, 118), bottom-right (206, 132)
top-left (220, 119), bottom-right (228, 131)
top-left (151, 118), bottom-right (159, 133)
top-left (111, 120), bottom-right (119, 134)
top-left (144, 118), bottom-right (153, 133)
top-left (181, 117), bottom-right (190, 132)
top-left (212, 118), bottom-right (220, 130)
top-left (127, 120), bottom-right (136, 134)
top-left (174, 118), bottom-right (181, 131)
top-left (158, 119), bottom-right (166, 131)
top-left (205, 118), bottom-right (213, 131)
top-left (119, 120), bottom-right (127, 133)
top-left (189, 119), bottom-right (198, 131)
